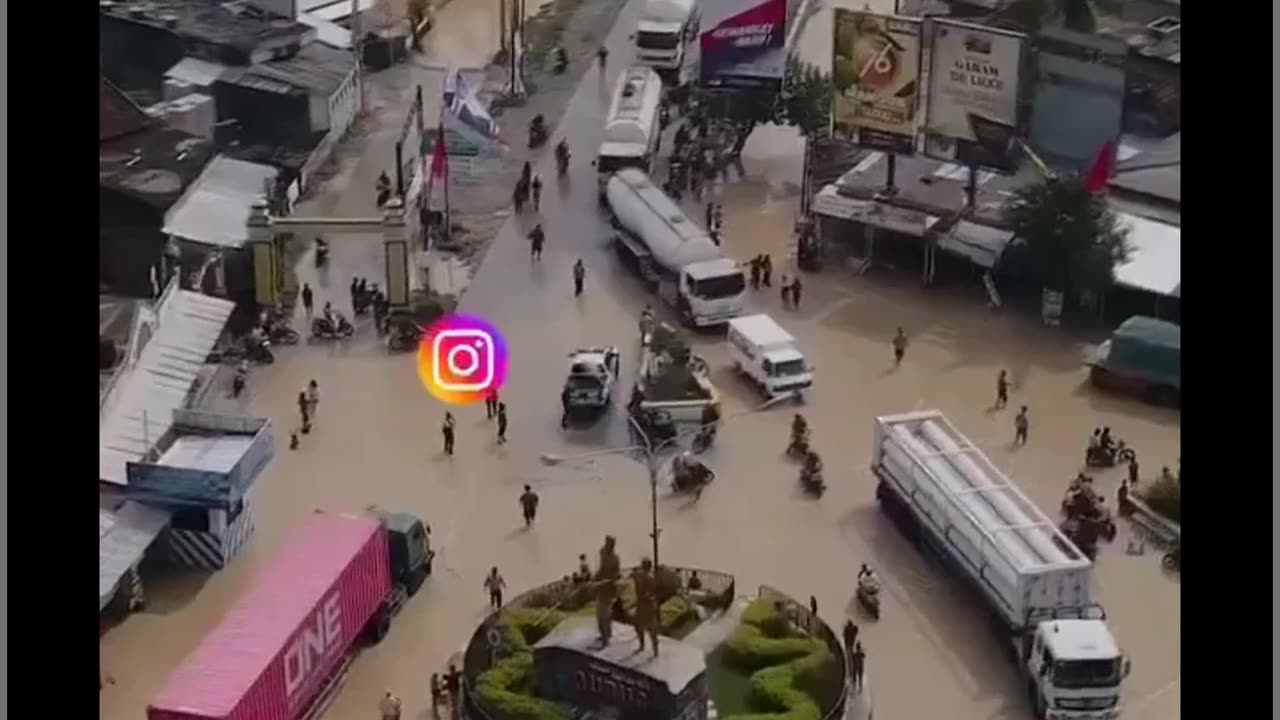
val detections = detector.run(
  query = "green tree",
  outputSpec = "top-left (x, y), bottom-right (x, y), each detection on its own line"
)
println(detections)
top-left (721, 57), bottom-right (834, 155)
top-left (1003, 178), bottom-right (1131, 293)
top-left (995, 0), bottom-right (1122, 34)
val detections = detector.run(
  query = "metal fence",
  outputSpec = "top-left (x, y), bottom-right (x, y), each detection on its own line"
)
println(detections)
top-left (461, 566), bottom-right (736, 720)
top-left (757, 585), bottom-right (850, 720)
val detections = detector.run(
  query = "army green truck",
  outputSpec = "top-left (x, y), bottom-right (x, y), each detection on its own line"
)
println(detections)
top-left (1086, 316), bottom-right (1180, 406)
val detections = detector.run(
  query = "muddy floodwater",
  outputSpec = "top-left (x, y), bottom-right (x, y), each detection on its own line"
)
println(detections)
top-left (99, 0), bottom-right (1179, 718)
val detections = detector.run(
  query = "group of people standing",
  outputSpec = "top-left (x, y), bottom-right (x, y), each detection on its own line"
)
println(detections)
top-left (441, 389), bottom-right (508, 456)
top-left (289, 379), bottom-right (321, 449)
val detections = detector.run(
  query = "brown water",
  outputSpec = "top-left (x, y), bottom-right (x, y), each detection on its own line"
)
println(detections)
top-left (99, 1), bottom-right (1179, 718)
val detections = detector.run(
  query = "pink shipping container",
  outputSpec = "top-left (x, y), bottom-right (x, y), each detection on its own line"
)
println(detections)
top-left (148, 511), bottom-right (392, 720)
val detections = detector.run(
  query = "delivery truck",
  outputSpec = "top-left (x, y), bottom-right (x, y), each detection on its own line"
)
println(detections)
top-left (606, 168), bottom-right (746, 326)
top-left (726, 314), bottom-right (813, 399)
top-left (147, 508), bottom-right (433, 720)
top-left (871, 411), bottom-right (1130, 720)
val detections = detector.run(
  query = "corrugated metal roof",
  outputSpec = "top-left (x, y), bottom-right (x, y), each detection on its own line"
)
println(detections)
top-left (162, 156), bottom-right (279, 248)
top-left (165, 57), bottom-right (229, 87)
top-left (1114, 212), bottom-right (1180, 297)
top-left (937, 221), bottom-right (1015, 269)
top-left (100, 502), bottom-right (172, 610)
top-left (157, 435), bottom-right (257, 473)
top-left (99, 290), bottom-right (235, 486)
top-left (229, 42), bottom-right (355, 96)
top-left (298, 13), bottom-right (352, 49)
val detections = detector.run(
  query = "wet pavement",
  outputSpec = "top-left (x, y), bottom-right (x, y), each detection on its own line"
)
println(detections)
top-left (99, 1), bottom-right (1180, 719)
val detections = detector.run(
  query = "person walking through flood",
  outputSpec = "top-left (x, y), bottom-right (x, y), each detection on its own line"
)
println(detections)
top-left (842, 620), bottom-right (859, 665)
top-left (496, 402), bottom-right (508, 445)
top-left (779, 275), bottom-right (791, 308)
top-left (995, 369), bottom-right (1009, 408)
top-left (381, 690), bottom-right (402, 720)
top-left (520, 484), bottom-right (540, 527)
top-left (442, 412), bottom-right (456, 455)
top-left (298, 391), bottom-right (311, 434)
top-left (301, 283), bottom-right (314, 320)
top-left (892, 328), bottom-right (908, 368)
top-left (850, 642), bottom-right (866, 692)
top-left (430, 675), bottom-right (446, 720)
top-left (790, 276), bottom-right (803, 310)
top-left (532, 174), bottom-right (543, 211)
top-left (306, 380), bottom-right (319, 419)
top-left (761, 254), bottom-right (773, 287)
top-left (529, 224), bottom-right (546, 262)
top-left (573, 259), bottom-right (586, 296)
top-left (749, 255), bottom-right (762, 289)
top-left (484, 567), bottom-right (507, 608)
top-left (1014, 406), bottom-right (1030, 446)
top-left (485, 387), bottom-right (499, 419)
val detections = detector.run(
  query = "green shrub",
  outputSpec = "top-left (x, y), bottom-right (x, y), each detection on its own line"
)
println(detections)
top-left (473, 653), bottom-right (568, 720)
top-left (720, 599), bottom-right (838, 720)
top-left (1140, 476), bottom-right (1180, 524)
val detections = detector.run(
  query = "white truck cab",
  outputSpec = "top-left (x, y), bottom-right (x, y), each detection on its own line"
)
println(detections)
top-left (1025, 618), bottom-right (1129, 720)
top-left (635, 0), bottom-right (698, 74)
top-left (727, 314), bottom-right (814, 398)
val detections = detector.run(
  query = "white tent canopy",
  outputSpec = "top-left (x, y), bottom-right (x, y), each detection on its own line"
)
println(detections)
top-left (1114, 212), bottom-right (1180, 297)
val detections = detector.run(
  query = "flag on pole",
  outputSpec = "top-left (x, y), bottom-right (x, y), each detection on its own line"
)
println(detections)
top-left (443, 69), bottom-right (508, 156)
top-left (1083, 140), bottom-right (1116, 195)
top-left (423, 117), bottom-right (449, 212)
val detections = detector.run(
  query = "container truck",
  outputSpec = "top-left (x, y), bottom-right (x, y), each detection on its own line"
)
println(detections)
top-left (606, 168), bottom-right (746, 326)
top-left (147, 508), bottom-right (434, 720)
top-left (871, 410), bottom-right (1130, 720)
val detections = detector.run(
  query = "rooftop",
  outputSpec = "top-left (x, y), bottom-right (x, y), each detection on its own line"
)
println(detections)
top-left (162, 155), bottom-right (280, 248)
top-left (101, 125), bottom-right (215, 210)
top-left (1095, 3), bottom-right (1181, 65)
top-left (1110, 133), bottom-right (1180, 208)
top-left (222, 41), bottom-right (355, 96)
top-left (100, 0), bottom-right (315, 60)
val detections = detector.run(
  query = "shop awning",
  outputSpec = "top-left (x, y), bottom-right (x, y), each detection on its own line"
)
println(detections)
top-left (937, 222), bottom-right (1016, 269)
top-left (812, 185), bottom-right (940, 237)
top-left (1113, 212), bottom-right (1180, 298)
top-left (100, 502), bottom-right (171, 611)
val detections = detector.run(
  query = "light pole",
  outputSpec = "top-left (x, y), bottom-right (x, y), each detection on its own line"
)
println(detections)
top-left (541, 393), bottom-right (799, 653)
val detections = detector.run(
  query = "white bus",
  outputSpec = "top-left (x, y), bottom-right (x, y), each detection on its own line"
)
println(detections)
top-left (596, 66), bottom-right (664, 197)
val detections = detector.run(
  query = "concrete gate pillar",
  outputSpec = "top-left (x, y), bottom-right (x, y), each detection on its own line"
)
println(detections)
top-left (248, 199), bottom-right (280, 308)
top-left (382, 197), bottom-right (413, 308)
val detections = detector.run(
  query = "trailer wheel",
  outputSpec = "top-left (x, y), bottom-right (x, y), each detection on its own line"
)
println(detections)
top-left (366, 607), bottom-right (392, 645)
top-left (406, 565), bottom-right (427, 596)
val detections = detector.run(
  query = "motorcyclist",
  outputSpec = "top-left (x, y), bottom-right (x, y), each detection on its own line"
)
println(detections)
top-left (322, 302), bottom-right (335, 328)
top-left (552, 44), bottom-right (569, 72)
top-left (555, 139), bottom-right (571, 173)
top-left (529, 114), bottom-right (547, 142)
top-left (1088, 428), bottom-right (1101, 451)
top-left (315, 236), bottom-right (329, 265)
top-left (1099, 427), bottom-right (1115, 452)
top-left (802, 449), bottom-right (823, 479)
top-left (639, 305), bottom-right (656, 336)
top-left (857, 565), bottom-right (880, 594)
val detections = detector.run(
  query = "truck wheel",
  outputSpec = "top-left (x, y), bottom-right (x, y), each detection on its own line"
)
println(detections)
top-left (365, 607), bottom-right (392, 645)
top-left (406, 565), bottom-right (427, 596)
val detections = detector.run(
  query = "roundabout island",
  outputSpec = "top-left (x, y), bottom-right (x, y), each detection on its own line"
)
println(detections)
top-left (461, 537), bottom-right (851, 720)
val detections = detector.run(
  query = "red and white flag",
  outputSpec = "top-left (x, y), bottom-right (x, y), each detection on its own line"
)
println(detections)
top-left (1083, 140), bottom-right (1116, 195)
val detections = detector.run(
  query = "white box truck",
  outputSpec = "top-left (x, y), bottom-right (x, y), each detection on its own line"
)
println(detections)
top-left (596, 67), bottom-right (664, 197)
top-left (726, 314), bottom-right (813, 398)
top-left (606, 168), bottom-right (746, 326)
top-left (872, 410), bottom-right (1130, 720)
top-left (634, 0), bottom-right (698, 76)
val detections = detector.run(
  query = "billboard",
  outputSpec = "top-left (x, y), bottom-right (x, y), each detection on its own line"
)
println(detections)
top-left (1028, 29), bottom-right (1127, 172)
top-left (832, 11), bottom-right (922, 154)
top-left (924, 20), bottom-right (1026, 173)
top-left (699, 0), bottom-right (788, 88)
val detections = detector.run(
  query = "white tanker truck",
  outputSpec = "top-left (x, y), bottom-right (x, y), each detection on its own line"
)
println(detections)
top-left (605, 168), bottom-right (746, 327)
top-left (872, 410), bottom-right (1130, 720)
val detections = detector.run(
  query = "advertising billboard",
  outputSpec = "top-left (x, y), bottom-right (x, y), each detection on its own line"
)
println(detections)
top-left (923, 20), bottom-right (1026, 173)
top-left (699, 0), bottom-right (788, 88)
top-left (832, 11), bottom-right (922, 154)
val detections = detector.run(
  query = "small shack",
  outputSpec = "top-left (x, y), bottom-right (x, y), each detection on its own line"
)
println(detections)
top-left (533, 616), bottom-right (709, 720)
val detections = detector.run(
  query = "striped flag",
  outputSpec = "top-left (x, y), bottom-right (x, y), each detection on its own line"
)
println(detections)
top-left (444, 69), bottom-right (508, 156)
top-left (423, 115), bottom-right (449, 212)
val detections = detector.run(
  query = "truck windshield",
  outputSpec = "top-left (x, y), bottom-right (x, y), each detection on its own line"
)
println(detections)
top-left (598, 154), bottom-right (649, 175)
top-left (691, 273), bottom-right (745, 300)
top-left (637, 31), bottom-right (681, 50)
top-left (771, 359), bottom-right (807, 377)
top-left (1053, 658), bottom-right (1122, 688)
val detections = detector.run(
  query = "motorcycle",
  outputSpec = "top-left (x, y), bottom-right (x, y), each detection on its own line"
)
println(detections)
top-left (856, 576), bottom-right (881, 620)
top-left (1161, 543), bottom-right (1180, 572)
top-left (245, 336), bottom-right (275, 364)
top-left (387, 313), bottom-right (424, 352)
top-left (551, 45), bottom-right (569, 74)
top-left (266, 322), bottom-right (300, 346)
top-left (800, 466), bottom-right (825, 497)
top-left (528, 115), bottom-right (549, 149)
top-left (692, 425), bottom-right (716, 453)
top-left (1085, 440), bottom-right (1135, 468)
top-left (672, 462), bottom-right (715, 498)
top-left (312, 314), bottom-right (355, 340)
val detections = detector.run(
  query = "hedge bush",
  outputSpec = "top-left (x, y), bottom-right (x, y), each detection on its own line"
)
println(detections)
top-left (472, 609), bottom-right (571, 720)
top-left (720, 599), bottom-right (837, 720)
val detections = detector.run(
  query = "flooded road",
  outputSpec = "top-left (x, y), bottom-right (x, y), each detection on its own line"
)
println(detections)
top-left (100, 1), bottom-right (1180, 719)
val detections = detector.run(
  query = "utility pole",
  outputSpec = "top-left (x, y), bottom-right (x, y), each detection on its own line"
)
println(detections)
top-left (499, 0), bottom-right (507, 52)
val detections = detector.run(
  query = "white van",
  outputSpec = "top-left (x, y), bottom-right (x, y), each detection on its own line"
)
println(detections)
top-left (726, 314), bottom-right (814, 398)
top-left (596, 67), bottom-right (663, 196)
top-left (635, 0), bottom-right (698, 74)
